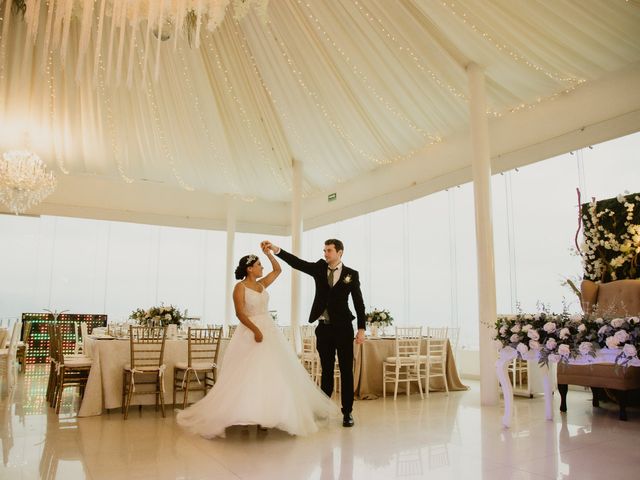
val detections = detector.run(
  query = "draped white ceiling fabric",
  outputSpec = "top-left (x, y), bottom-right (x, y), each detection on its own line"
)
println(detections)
top-left (1, 0), bottom-right (640, 211)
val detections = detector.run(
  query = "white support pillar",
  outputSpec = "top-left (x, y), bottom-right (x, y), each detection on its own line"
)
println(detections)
top-left (467, 62), bottom-right (499, 406)
top-left (290, 160), bottom-right (303, 351)
top-left (224, 197), bottom-right (237, 334)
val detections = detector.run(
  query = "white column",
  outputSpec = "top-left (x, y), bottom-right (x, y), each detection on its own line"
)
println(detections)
top-left (467, 62), bottom-right (499, 405)
top-left (290, 160), bottom-right (303, 351)
top-left (224, 197), bottom-right (237, 334)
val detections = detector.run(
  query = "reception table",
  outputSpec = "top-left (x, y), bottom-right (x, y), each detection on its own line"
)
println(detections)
top-left (78, 336), bottom-right (228, 417)
top-left (353, 338), bottom-right (468, 399)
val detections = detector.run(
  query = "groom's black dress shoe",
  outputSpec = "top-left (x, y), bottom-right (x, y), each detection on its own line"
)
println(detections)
top-left (342, 413), bottom-right (354, 427)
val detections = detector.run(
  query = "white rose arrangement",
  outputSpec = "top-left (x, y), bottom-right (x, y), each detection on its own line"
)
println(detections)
top-left (130, 304), bottom-right (184, 327)
top-left (366, 308), bottom-right (394, 327)
top-left (494, 309), bottom-right (640, 366)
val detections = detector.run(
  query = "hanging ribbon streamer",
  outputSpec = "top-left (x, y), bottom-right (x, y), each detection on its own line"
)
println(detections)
top-left (194, 0), bottom-right (204, 49)
top-left (25, 0), bottom-right (42, 44)
top-left (4, 0), bottom-right (269, 86)
top-left (174, 0), bottom-right (187, 51)
top-left (105, 0), bottom-right (121, 84)
top-left (154, 0), bottom-right (166, 81)
top-left (141, 0), bottom-right (155, 85)
top-left (75, 0), bottom-right (95, 81)
top-left (115, 0), bottom-right (129, 85)
top-left (92, 0), bottom-right (107, 84)
top-left (41, 0), bottom-right (56, 71)
top-left (126, 0), bottom-right (140, 88)
top-left (60, 0), bottom-right (74, 64)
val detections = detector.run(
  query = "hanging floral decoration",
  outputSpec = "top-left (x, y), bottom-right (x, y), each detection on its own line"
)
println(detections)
top-left (578, 192), bottom-right (640, 282)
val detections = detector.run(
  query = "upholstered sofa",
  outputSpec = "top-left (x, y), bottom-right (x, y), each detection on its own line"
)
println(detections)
top-left (557, 279), bottom-right (640, 420)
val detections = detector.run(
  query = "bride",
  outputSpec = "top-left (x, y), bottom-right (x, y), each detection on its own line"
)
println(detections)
top-left (176, 245), bottom-right (339, 438)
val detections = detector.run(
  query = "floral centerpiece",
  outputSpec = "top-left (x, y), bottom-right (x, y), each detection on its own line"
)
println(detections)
top-left (494, 308), bottom-right (640, 366)
top-left (366, 308), bottom-right (394, 327)
top-left (366, 308), bottom-right (393, 336)
top-left (129, 304), bottom-right (184, 327)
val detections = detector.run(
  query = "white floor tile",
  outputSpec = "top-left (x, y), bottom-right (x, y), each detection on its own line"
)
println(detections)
top-left (0, 366), bottom-right (638, 479)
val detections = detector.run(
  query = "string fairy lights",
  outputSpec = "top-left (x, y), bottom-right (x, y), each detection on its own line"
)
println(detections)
top-left (12, 0), bottom-right (270, 86)
top-left (353, 0), bottom-right (469, 103)
top-left (207, 33), bottom-right (290, 193)
top-left (440, 0), bottom-right (586, 115)
top-left (176, 41), bottom-right (241, 195)
top-left (230, 18), bottom-right (345, 189)
top-left (266, 16), bottom-right (388, 168)
top-left (296, 0), bottom-right (440, 143)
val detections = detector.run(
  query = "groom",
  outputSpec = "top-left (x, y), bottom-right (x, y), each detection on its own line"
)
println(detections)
top-left (263, 239), bottom-right (366, 427)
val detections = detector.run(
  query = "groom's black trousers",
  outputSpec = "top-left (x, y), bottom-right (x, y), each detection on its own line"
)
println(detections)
top-left (315, 322), bottom-right (354, 414)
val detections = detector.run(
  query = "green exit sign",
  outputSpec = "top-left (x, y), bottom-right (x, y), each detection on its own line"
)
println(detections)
top-left (328, 193), bottom-right (337, 202)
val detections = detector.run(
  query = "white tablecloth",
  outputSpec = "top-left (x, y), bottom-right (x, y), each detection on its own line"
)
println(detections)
top-left (78, 337), bottom-right (228, 417)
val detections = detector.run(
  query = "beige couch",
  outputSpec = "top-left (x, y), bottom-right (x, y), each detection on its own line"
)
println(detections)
top-left (557, 279), bottom-right (640, 420)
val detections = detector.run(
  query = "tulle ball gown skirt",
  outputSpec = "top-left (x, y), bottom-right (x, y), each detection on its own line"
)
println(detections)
top-left (176, 315), bottom-right (338, 439)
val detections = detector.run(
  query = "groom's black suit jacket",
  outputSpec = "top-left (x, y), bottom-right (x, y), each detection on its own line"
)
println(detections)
top-left (276, 249), bottom-right (367, 330)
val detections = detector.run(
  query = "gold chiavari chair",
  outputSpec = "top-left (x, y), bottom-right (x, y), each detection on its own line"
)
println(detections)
top-left (227, 324), bottom-right (238, 338)
top-left (173, 326), bottom-right (223, 409)
top-left (50, 323), bottom-right (93, 413)
top-left (15, 321), bottom-right (31, 370)
top-left (0, 328), bottom-right (7, 350)
top-left (46, 323), bottom-right (58, 406)
top-left (383, 326), bottom-right (424, 400)
top-left (72, 321), bottom-right (88, 355)
top-left (122, 326), bottom-right (167, 419)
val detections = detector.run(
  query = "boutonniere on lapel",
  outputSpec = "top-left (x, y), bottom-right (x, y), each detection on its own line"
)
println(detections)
top-left (343, 274), bottom-right (353, 284)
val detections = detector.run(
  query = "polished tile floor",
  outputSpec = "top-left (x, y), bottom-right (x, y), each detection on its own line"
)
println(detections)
top-left (1, 366), bottom-right (639, 479)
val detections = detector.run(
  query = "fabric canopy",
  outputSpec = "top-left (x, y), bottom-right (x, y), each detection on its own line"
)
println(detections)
top-left (1, 0), bottom-right (639, 229)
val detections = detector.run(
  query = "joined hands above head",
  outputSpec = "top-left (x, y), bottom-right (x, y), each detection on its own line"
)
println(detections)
top-left (260, 240), bottom-right (280, 255)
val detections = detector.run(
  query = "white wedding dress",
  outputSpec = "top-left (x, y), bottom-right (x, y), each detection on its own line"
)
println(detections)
top-left (176, 286), bottom-right (339, 438)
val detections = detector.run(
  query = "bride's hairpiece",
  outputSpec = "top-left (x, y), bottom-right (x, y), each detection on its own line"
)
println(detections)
top-left (245, 254), bottom-right (258, 264)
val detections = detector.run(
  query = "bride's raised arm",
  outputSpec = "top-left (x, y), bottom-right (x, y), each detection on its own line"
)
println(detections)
top-left (258, 246), bottom-right (281, 288)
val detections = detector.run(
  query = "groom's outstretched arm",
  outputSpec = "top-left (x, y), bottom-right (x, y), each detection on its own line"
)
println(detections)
top-left (268, 244), bottom-right (318, 276)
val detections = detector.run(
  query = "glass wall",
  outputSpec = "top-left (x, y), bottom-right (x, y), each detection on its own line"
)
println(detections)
top-left (1, 132), bottom-right (638, 346)
top-left (301, 132), bottom-right (639, 348)
top-left (0, 216), bottom-right (289, 325)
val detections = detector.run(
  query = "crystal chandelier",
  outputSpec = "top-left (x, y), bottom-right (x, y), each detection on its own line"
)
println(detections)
top-left (0, 150), bottom-right (57, 215)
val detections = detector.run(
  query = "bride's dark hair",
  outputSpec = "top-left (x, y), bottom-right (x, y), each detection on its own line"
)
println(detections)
top-left (234, 254), bottom-right (259, 280)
